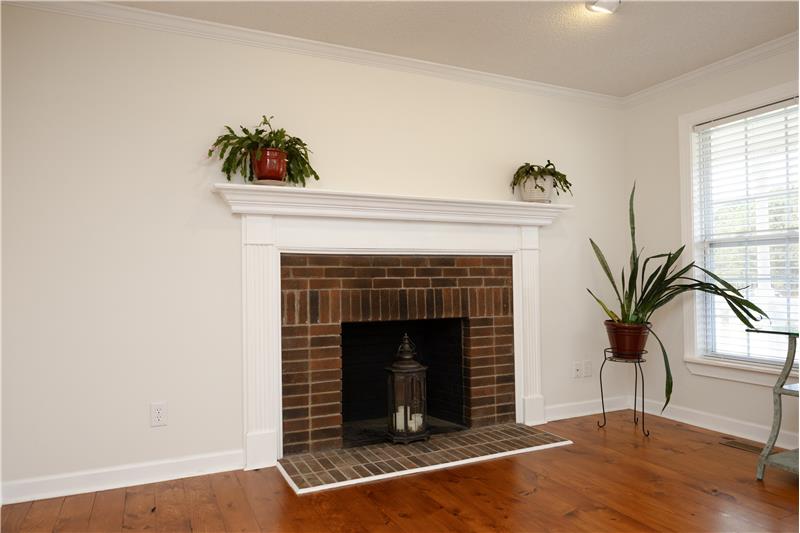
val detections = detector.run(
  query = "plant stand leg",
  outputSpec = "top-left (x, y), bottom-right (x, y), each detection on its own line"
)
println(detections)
top-left (757, 390), bottom-right (782, 480)
top-left (637, 361), bottom-right (650, 437)
top-left (633, 364), bottom-right (639, 425)
top-left (597, 358), bottom-right (608, 429)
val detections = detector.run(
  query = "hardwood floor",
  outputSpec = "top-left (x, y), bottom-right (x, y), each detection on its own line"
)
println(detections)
top-left (3, 411), bottom-right (797, 532)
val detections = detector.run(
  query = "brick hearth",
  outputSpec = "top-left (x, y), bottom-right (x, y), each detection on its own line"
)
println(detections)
top-left (280, 254), bottom-right (515, 455)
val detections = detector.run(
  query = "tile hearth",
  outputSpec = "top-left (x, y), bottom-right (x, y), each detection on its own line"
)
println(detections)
top-left (277, 423), bottom-right (571, 494)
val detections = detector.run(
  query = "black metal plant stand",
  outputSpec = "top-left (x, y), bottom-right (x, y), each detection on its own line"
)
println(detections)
top-left (597, 348), bottom-right (650, 437)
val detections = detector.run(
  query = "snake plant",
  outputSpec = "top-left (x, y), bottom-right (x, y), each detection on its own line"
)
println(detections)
top-left (587, 185), bottom-right (767, 410)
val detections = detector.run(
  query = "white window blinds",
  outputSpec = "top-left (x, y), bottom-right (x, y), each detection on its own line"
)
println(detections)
top-left (692, 98), bottom-right (799, 365)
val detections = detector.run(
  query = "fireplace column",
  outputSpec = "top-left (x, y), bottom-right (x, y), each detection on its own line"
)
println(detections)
top-left (518, 226), bottom-right (546, 425)
top-left (242, 215), bottom-right (282, 469)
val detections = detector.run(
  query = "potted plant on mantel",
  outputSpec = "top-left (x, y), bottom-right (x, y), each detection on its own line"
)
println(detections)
top-left (511, 159), bottom-right (572, 202)
top-left (208, 115), bottom-right (320, 186)
top-left (588, 185), bottom-right (767, 410)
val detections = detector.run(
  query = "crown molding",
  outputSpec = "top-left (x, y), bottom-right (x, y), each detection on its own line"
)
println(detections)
top-left (6, 2), bottom-right (796, 109)
top-left (5, 1), bottom-right (622, 108)
top-left (623, 31), bottom-right (799, 108)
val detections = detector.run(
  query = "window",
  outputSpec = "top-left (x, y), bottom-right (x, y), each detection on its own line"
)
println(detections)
top-left (691, 97), bottom-right (799, 367)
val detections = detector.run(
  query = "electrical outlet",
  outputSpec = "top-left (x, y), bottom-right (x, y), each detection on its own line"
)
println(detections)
top-left (583, 360), bottom-right (593, 377)
top-left (572, 361), bottom-right (583, 378)
top-left (150, 402), bottom-right (168, 427)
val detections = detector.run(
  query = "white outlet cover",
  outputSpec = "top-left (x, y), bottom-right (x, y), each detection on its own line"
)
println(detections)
top-left (150, 401), bottom-right (168, 427)
top-left (572, 361), bottom-right (583, 378)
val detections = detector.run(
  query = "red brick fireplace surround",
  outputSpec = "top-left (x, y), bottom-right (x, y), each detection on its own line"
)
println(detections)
top-left (280, 254), bottom-right (515, 455)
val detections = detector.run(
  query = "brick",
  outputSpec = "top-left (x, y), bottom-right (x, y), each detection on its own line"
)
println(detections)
top-left (416, 267), bottom-right (442, 277)
top-left (355, 267), bottom-right (387, 278)
top-left (325, 267), bottom-right (356, 278)
top-left (309, 291), bottom-right (320, 323)
top-left (311, 427), bottom-right (342, 440)
top-left (431, 278), bottom-right (457, 288)
top-left (482, 257), bottom-right (508, 266)
top-left (283, 372), bottom-right (310, 385)
top-left (341, 278), bottom-right (372, 289)
top-left (309, 347), bottom-right (340, 359)
top-left (311, 414), bottom-right (342, 428)
top-left (283, 418), bottom-right (309, 432)
top-left (282, 383), bottom-right (308, 397)
top-left (311, 403), bottom-right (340, 417)
top-left (310, 358), bottom-right (341, 371)
top-left (455, 257), bottom-right (482, 267)
top-left (311, 369), bottom-right (342, 382)
top-left (309, 324), bottom-right (341, 336)
top-left (283, 361), bottom-right (309, 374)
top-left (309, 438), bottom-right (342, 452)
top-left (283, 336), bottom-right (309, 349)
top-left (283, 443), bottom-right (308, 455)
top-left (310, 278), bottom-right (341, 289)
top-left (403, 278), bottom-right (430, 288)
top-left (283, 394), bottom-right (309, 408)
top-left (330, 290), bottom-right (341, 322)
top-left (308, 256), bottom-right (343, 266)
top-left (282, 279), bottom-right (309, 290)
top-left (387, 267), bottom-right (414, 277)
top-left (459, 277), bottom-right (483, 288)
top-left (282, 325), bottom-right (309, 338)
top-left (468, 267), bottom-right (493, 277)
top-left (485, 277), bottom-right (510, 287)
top-left (284, 430), bottom-right (310, 444)
top-left (311, 391), bottom-right (341, 405)
top-left (372, 256), bottom-right (401, 267)
top-left (319, 291), bottom-right (331, 323)
top-left (429, 257), bottom-right (456, 267)
top-left (291, 267), bottom-right (325, 278)
top-left (283, 407), bottom-right (309, 420)
top-left (374, 278), bottom-right (402, 289)
top-left (400, 256), bottom-right (429, 266)
top-left (281, 255), bottom-right (308, 266)
top-left (311, 380), bottom-right (340, 393)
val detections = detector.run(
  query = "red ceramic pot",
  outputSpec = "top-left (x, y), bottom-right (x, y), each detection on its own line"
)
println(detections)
top-left (251, 148), bottom-right (287, 182)
top-left (604, 320), bottom-right (650, 359)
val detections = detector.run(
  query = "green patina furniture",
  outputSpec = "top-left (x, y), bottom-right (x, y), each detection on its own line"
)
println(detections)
top-left (749, 328), bottom-right (799, 481)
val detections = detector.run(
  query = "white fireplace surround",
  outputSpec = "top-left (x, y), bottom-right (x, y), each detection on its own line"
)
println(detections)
top-left (214, 183), bottom-right (571, 469)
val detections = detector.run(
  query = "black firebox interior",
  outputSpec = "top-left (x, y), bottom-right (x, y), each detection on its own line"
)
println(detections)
top-left (341, 318), bottom-right (466, 446)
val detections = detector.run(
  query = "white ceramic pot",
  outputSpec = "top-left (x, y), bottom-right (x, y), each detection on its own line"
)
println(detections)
top-left (519, 176), bottom-right (554, 202)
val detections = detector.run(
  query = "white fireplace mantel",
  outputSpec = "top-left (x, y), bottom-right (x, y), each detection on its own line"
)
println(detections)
top-left (214, 183), bottom-right (571, 469)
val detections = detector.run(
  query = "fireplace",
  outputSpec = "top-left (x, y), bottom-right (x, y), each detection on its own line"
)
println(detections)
top-left (280, 254), bottom-right (515, 454)
top-left (214, 183), bottom-right (569, 469)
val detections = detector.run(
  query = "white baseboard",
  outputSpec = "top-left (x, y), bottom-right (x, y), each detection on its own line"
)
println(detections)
top-left (2, 449), bottom-right (243, 505)
top-left (544, 394), bottom-right (798, 450)
top-left (643, 399), bottom-right (799, 450)
top-left (5, 397), bottom-right (797, 504)
top-left (545, 395), bottom-right (630, 422)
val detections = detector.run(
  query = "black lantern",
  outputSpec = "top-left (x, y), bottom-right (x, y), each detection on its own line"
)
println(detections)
top-left (386, 334), bottom-right (429, 444)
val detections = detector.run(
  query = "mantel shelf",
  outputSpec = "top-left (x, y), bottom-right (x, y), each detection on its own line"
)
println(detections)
top-left (214, 183), bottom-right (572, 226)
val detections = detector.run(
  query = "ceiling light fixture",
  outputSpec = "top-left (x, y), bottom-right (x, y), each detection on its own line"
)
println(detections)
top-left (585, 0), bottom-right (620, 14)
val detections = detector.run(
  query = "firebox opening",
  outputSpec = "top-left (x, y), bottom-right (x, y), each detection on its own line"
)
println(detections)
top-left (341, 318), bottom-right (466, 447)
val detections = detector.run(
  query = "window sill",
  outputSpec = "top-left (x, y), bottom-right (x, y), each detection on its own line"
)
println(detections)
top-left (684, 356), bottom-right (798, 387)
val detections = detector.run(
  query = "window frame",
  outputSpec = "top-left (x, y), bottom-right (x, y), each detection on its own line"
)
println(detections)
top-left (678, 82), bottom-right (799, 387)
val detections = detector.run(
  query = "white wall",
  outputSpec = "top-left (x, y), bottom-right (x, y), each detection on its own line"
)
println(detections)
top-left (2, 4), bottom-right (631, 487)
top-left (625, 48), bottom-right (799, 436)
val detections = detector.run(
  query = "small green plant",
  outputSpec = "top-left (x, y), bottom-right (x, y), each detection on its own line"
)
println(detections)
top-left (588, 184), bottom-right (767, 410)
top-left (208, 115), bottom-right (319, 186)
top-left (511, 160), bottom-right (572, 195)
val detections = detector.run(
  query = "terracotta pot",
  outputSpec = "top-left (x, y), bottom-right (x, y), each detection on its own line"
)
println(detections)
top-left (604, 320), bottom-right (650, 359)
top-left (251, 148), bottom-right (287, 182)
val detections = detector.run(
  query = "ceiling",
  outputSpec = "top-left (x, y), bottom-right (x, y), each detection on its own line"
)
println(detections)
top-left (119, 1), bottom-right (798, 97)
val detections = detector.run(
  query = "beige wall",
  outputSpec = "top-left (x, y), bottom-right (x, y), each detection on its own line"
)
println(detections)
top-left (625, 49), bottom-right (799, 434)
top-left (2, 5), bottom-right (631, 482)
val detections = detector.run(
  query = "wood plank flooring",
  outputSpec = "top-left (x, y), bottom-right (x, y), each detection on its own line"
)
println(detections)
top-left (3, 411), bottom-right (797, 532)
